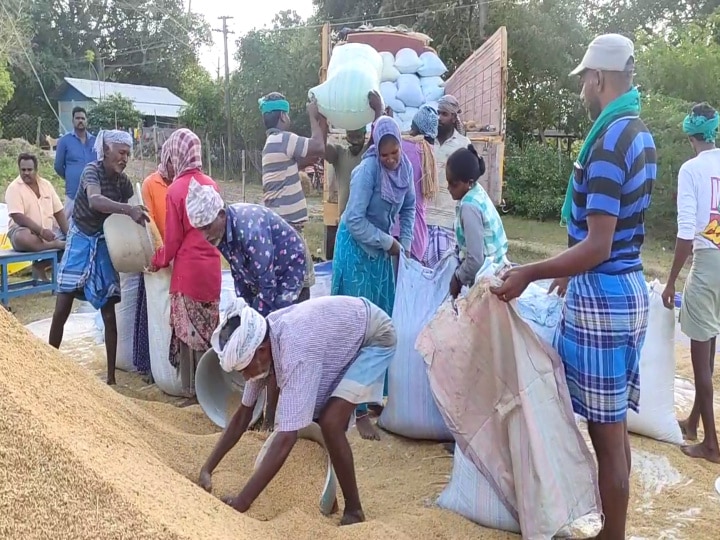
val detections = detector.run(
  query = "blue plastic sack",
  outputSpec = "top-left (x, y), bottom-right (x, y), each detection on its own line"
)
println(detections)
top-left (422, 84), bottom-right (445, 103)
top-left (418, 51), bottom-right (448, 78)
top-left (515, 281), bottom-right (563, 346)
top-left (396, 74), bottom-right (425, 108)
top-left (378, 253), bottom-right (457, 440)
top-left (380, 81), bottom-right (406, 113)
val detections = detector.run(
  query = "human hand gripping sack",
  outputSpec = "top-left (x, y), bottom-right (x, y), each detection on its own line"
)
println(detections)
top-left (547, 277), bottom-right (569, 297)
top-left (661, 282), bottom-right (676, 310)
top-left (490, 265), bottom-right (533, 302)
top-left (129, 204), bottom-right (150, 225)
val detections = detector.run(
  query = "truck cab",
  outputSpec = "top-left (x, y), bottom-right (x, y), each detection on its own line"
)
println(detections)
top-left (320, 24), bottom-right (508, 259)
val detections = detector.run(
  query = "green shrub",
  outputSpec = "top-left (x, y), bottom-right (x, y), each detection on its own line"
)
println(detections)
top-left (502, 140), bottom-right (573, 221)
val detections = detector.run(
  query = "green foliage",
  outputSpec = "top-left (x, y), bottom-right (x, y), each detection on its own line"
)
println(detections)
top-left (232, 11), bottom-right (321, 145)
top-left (502, 141), bottom-right (573, 221)
top-left (177, 64), bottom-right (224, 139)
top-left (87, 94), bottom-right (143, 131)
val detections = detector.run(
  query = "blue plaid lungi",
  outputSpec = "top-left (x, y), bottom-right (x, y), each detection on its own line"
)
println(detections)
top-left (56, 224), bottom-right (120, 309)
top-left (554, 270), bottom-right (649, 424)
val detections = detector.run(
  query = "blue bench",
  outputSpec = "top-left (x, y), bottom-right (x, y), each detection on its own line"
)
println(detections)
top-left (0, 249), bottom-right (59, 307)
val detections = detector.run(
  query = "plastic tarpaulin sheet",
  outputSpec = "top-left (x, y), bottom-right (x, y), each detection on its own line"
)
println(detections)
top-left (416, 278), bottom-right (601, 539)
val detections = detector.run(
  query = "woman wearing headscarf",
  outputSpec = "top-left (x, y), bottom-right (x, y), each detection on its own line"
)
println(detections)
top-left (390, 104), bottom-right (439, 261)
top-left (148, 128), bottom-right (222, 404)
top-left (331, 115), bottom-right (416, 440)
top-left (423, 94), bottom-right (471, 268)
top-left (132, 142), bottom-right (175, 381)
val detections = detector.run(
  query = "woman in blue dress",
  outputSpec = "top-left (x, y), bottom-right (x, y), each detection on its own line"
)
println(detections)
top-left (331, 115), bottom-right (416, 440)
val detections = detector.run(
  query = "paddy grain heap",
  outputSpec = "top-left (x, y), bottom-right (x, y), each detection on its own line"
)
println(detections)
top-left (2, 306), bottom-right (719, 539)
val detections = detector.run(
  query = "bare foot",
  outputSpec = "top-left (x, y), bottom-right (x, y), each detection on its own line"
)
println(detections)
top-left (678, 418), bottom-right (698, 441)
top-left (681, 442), bottom-right (720, 464)
top-left (355, 415), bottom-right (381, 441)
top-left (106, 377), bottom-right (117, 386)
top-left (141, 372), bottom-right (154, 385)
top-left (443, 442), bottom-right (455, 454)
top-left (340, 509), bottom-right (366, 526)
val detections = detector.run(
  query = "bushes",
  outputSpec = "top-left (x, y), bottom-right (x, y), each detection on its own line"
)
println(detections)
top-left (502, 141), bottom-right (572, 222)
top-left (502, 92), bottom-right (693, 240)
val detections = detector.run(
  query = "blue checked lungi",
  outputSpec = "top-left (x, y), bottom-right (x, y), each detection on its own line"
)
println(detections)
top-left (56, 224), bottom-right (120, 309)
top-left (554, 270), bottom-right (649, 424)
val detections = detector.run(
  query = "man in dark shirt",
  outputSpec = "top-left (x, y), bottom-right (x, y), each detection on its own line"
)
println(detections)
top-left (48, 129), bottom-right (148, 386)
top-left (492, 34), bottom-right (655, 539)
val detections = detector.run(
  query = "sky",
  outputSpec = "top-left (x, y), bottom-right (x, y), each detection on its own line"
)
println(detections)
top-left (187, 0), bottom-right (316, 74)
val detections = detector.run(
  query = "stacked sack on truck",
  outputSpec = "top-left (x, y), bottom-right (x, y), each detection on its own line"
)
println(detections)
top-left (378, 48), bottom-right (447, 132)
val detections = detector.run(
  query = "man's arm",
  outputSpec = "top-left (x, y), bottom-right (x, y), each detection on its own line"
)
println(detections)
top-left (201, 404), bottom-right (256, 477)
top-left (325, 143), bottom-right (339, 166)
top-left (231, 366), bottom-right (318, 511)
top-left (54, 137), bottom-right (66, 179)
top-left (83, 165), bottom-right (135, 216)
top-left (50, 187), bottom-right (69, 235)
top-left (666, 167), bottom-right (696, 287)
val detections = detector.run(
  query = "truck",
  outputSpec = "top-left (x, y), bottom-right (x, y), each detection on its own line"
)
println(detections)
top-left (318, 23), bottom-right (508, 259)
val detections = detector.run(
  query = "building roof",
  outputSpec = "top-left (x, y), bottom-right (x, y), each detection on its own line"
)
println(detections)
top-left (60, 77), bottom-right (188, 118)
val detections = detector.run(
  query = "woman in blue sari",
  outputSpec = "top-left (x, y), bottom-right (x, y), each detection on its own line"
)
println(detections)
top-left (331, 116), bottom-right (416, 440)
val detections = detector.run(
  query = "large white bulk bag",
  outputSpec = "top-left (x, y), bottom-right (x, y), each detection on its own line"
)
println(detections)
top-left (418, 51), bottom-right (448, 77)
top-left (420, 76), bottom-right (446, 89)
top-left (115, 272), bottom-right (140, 372)
top-left (310, 43), bottom-right (383, 131)
top-left (378, 254), bottom-right (456, 440)
top-left (379, 81), bottom-right (405, 113)
top-left (394, 47), bottom-right (422, 74)
top-left (437, 446), bottom-right (520, 533)
top-left (396, 74), bottom-right (425, 108)
top-left (422, 84), bottom-right (445, 103)
top-left (144, 268), bottom-right (183, 396)
top-left (626, 281), bottom-right (682, 444)
top-left (380, 51), bottom-right (400, 82)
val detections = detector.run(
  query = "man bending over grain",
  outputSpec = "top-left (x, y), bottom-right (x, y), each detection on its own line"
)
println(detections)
top-left (198, 295), bottom-right (397, 525)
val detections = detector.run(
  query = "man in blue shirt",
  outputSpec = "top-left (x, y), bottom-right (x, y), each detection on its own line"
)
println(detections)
top-left (54, 106), bottom-right (96, 218)
top-left (492, 34), bottom-right (656, 540)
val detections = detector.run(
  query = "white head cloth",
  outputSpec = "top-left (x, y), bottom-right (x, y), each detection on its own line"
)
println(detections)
top-left (210, 297), bottom-right (268, 373)
top-left (186, 177), bottom-right (223, 229)
top-left (94, 129), bottom-right (133, 160)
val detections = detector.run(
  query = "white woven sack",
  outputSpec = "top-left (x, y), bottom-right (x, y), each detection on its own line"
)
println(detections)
top-left (114, 272), bottom-right (140, 372)
top-left (310, 43), bottom-right (383, 131)
top-left (394, 47), bottom-right (422, 74)
top-left (626, 281), bottom-right (682, 444)
top-left (418, 51), bottom-right (448, 77)
top-left (380, 51), bottom-right (400, 82)
top-left (144, 268), bottom-right (183, 396)
top-left (378, 254), bottom-right (456, 440)
top-left (421, 83), bottom-right (444, 103)
top-left (437, 446), bottom-right (520, 533)
top-left (396, 74), bottom-right (425, 108)
top-left (380, 81), bottom-right (405, 113)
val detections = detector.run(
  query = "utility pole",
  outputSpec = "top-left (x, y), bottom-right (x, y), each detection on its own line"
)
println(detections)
top-left (213, 16), bottom-right (234, 181)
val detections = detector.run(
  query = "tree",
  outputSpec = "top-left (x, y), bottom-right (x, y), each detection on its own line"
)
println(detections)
top-left (177, 64), bottom-right (225, 140)
top-left (2, 0), bottom-right (211, 125)
top-left (232, 11), bottom-right (321, 150)
top-left (87, 94), bottom-right (143, 130)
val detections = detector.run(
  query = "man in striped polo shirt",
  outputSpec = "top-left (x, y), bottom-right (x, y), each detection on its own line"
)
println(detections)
top-left (259, 92), bottom-right (328, 300)
top-left (492, 34), bottom-right (655, 539)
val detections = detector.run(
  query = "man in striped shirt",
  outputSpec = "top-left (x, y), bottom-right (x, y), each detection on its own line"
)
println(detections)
top-left (198, 295), bottom-right (396, 526)
top-left (492, 34), bottom-right (655, 539)
top-left (259, 92), bottom-right (328, 300)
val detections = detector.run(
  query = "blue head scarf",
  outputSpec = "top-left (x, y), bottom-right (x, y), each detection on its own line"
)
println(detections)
top-left (683, 110), bottom-right (720, 143)
top-left (363, 116), bottom-right (413, 205)
top-left (412, 104), bottom-right (439, 140)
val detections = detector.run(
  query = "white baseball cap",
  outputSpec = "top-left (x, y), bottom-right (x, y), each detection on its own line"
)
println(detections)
top-left (570, 34), bottom-right (635, 76)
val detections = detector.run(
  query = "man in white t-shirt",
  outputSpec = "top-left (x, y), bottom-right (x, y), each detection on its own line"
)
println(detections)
top-left (422, 94), bottom-right (470, 267)
top-left (662, 101), bottom-right (720, 464)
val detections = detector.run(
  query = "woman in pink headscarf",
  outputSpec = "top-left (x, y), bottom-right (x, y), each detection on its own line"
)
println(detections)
top-left (148, 128), bottom-right (222, 404)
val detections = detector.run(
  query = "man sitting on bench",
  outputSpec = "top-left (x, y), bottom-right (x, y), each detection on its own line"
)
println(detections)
top-left (4, 152), bottom-right (68, 281)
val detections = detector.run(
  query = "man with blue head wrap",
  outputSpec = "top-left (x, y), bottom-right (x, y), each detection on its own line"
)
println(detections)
top-left (662, 102), bottom-right (720, 464)
top-left (49, 129), bottom-right (149, 386)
